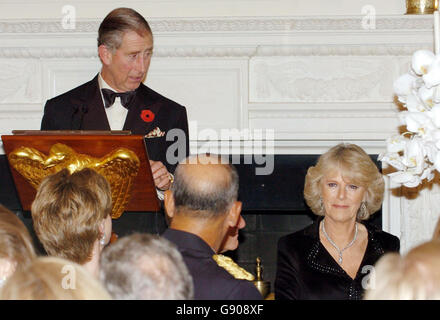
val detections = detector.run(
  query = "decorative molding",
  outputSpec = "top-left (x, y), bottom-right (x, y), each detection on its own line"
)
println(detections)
top-left (254, 45), bottom-right (432, 57)
top-left (0, 44), bottom-right (432, 59)
top-left (0, 21), bottom-right (99, 34)
top-left (0, 16), bottom-right (434, 58)
top-left (0, 47), bottom-right (98, 59)
top-left (0, 16), bottom-right (433, 34)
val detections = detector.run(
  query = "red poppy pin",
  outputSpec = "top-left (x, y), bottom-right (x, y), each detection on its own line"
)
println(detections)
top-left (140, 109), bottom-right (155, 123)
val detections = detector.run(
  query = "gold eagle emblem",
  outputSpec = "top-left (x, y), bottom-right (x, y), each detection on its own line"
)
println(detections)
top-left (7, 143), bottom-right (140, 219)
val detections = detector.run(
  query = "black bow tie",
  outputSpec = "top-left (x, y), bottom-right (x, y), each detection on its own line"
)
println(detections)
top-left (101, 88), bottom-right (136, 109)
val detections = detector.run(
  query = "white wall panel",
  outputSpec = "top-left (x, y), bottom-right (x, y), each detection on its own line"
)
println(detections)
top-left (42, 59), bottom-right (101, 99)
top-left (147, 59), bottom-right (248, 136)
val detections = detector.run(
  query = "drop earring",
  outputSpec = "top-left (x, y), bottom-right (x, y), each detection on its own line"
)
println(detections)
top-left (99, 233), bottom-right (106, 246)
top-left (358, 201), bottom-right (368, 219)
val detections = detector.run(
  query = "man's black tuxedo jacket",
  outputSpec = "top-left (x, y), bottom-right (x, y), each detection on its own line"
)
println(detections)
top-left (41, 74), bottom-right (189, 173)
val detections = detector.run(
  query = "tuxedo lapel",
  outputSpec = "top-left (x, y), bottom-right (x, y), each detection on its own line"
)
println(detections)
top-left (123, 84), bottom-right (162, 135)
top-left (74, 74), bottom-right (110, 130)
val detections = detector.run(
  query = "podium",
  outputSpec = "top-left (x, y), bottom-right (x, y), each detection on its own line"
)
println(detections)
top-left (1, 131), bottom-right (160, 219)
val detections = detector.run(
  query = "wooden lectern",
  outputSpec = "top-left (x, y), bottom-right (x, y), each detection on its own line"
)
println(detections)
top-left (1, 131), bottom-right (160, 218)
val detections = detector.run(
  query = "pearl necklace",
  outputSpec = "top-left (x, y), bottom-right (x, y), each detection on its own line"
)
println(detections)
top-left (321, 220), bottom-right (358, 265)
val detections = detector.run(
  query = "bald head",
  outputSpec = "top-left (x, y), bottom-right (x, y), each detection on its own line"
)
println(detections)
top-left (170, 154), bottom-right (239, 217)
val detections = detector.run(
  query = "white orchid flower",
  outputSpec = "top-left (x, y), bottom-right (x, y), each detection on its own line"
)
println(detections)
top-left (388, 171), bottom-right (421, 188)
top-left (423, 55), bottom-right (440, 88)
top-left (421, 139), bottom-right (438, 163)
top-left (433, 87), bottom-right (440, 104)
top-left (420, 167), bottom-right (435, 182)
top-left (406, 94), bottom-right (426, 112)
top-left (411, 50), bottom-right (435, 76)
top-left (379, 152), bottom-right (407, 171)
top-left (400, 111), bottom-right (433, 135)
top-left (427, 104), bottom-right (440, 127)
top-left (394, 73), bottom-right (419, 103)
top-left (401, 137), bottom-right (425, 175)
top-left (384, 135), bottom-right (407, 153)
top-left (427, 129), bottom-right (440, 150)
top-left (418, 86), bottom-right (435, 109)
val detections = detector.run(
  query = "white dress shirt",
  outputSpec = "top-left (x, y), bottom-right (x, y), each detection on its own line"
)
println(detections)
top-left (98, 74), bottom-right (167, 200)
top-left (98, 74), bottom-right (128, 130)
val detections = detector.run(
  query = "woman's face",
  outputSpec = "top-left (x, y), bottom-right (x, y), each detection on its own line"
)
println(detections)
top-left (320, 169), bottom-right (366, 223)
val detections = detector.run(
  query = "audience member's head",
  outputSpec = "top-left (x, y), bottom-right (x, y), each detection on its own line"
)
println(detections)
top-left (100, 233), bottom-right (193, 300)
top-left (0, 256), bottom-right (111, 300)
top-left (364, 240), bottom-right (440, 300)
top-left (0, 204), bottom-right (36, 287)
top-left (164, 154), bottom-right (244, 253)
top-left (31, 168), bottom-right (112, 277)
top-left (304, 143), bottom-right (384, 221)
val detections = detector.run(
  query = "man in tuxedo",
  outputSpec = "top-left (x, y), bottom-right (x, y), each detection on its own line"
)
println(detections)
top-left (41, 8), bottom-right (189, 192)
top-left (162, 154), bottom-right (262, 300)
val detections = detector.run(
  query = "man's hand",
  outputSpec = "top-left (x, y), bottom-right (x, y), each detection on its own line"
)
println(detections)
top-left (149, 160), bottom-right (172, 191)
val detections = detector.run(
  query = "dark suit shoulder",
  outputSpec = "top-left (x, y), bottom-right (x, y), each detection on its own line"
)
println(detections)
top-left (41, 77), bottom-right (99, 130)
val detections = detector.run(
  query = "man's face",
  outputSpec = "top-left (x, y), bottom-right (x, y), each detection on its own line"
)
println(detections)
top-left (101, 30), bottom-right (153, 92)
top-left (219, 214), bottom-right (246, 253)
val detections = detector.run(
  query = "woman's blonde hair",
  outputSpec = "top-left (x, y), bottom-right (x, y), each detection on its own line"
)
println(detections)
top-left (0, 204), bottom-right (36, 267)
top-left (304, 143), bottom-right (384, 220)
top-left (0, 256), bottom-right (111, 300)
top-left (364, 240), bottom-right (440, 300)
top-left (31, 168), bottom-right (111, 264)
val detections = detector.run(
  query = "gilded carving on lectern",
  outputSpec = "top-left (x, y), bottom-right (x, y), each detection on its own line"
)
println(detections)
top-left (8, 143), bottom-right (140, 219)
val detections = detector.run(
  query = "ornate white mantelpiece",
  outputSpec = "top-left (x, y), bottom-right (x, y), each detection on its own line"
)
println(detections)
top-left (0, 14), bottom-right (437, 252)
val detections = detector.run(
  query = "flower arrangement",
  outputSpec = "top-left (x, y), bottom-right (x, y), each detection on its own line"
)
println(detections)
top-left (379, 10), bottom-right (440, 188)
top-left (379, 49), bottom-right (440, 187)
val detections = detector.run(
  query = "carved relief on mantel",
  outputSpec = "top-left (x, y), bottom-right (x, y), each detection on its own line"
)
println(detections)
top-left (0, 60), bottom-right (41, 103)
top-left (0, 16), bottom-right (434, 33)
top-left (249, 57), bottom-right (400, 102)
